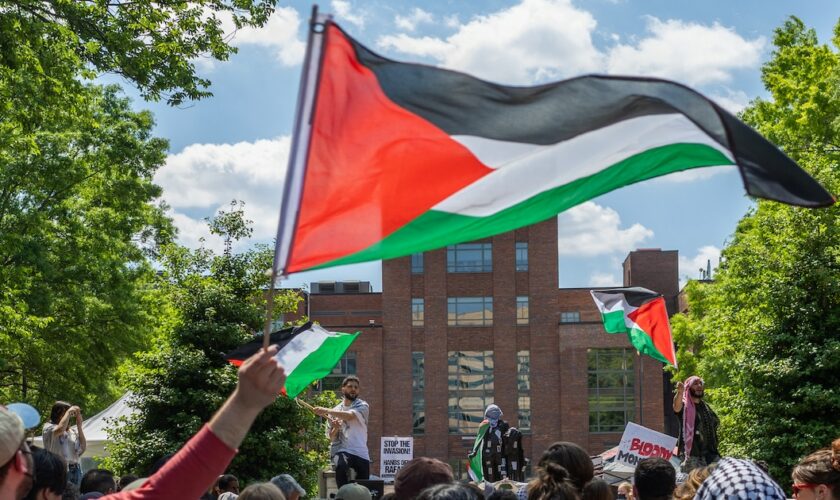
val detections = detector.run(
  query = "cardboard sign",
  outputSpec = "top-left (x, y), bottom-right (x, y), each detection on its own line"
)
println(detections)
top-left (380, 437), bottom-right (413, 480)
top-left (616, 422), bottom-right (678, 467)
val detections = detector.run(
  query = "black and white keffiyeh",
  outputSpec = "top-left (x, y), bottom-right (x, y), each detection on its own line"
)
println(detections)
top-left (694, 458), bottom-right (785, 499)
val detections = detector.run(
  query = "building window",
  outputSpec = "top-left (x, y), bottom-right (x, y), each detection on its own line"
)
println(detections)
top-left (515, 242), bottom-right (528, 271)
top-left (412, 298), bottom-right (425, 327)
top-left (560, 311), bottom-right (581, 323)
top-left (317, 352), bottom-right (357, 393)
top-left (517, 351), bottom-right (531, 432)
top-left (447, 297), bottom-right (493, 326)
top-left (412, 352), bottom-right (425, 434)
top-left (587, 348), bottom-right (635, 433)
top-left (516, 296), bottom-right (529, 325)
top-left (447, 243), bottom-right (492, 273)
top-left (448, 351), bottom-right (494, 434)
top-left (411, 253), bottom-right (424, 274)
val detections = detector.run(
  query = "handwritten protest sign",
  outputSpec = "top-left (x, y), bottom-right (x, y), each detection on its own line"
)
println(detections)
top-left (616, 422), bottom-right (678, 467)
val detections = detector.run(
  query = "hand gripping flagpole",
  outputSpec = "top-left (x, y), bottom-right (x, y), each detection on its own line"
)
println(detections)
top-left (263, 6), bottom-right (331, 349)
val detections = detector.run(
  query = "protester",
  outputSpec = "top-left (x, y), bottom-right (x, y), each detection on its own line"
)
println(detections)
top-left (487, 489), bottom-right (518, 500)
top-left (82, 345), bottom-right (285, 499)
top-left (417, 483), bottom-right (483, 500)
top-left (237, 483), bottom-right (285, 500)
top-left (269, 474), bottom-right (305, 500)
top-left (0, 405), bottom-right (35, 500)
top-left (42, 402), bottom-right (86, 488)
top-left (581, 479), bottom-right (612, 500)
top-left (335, 483), bottom-right (371, 500)
top-left (791, 437), bottom-right (840, 500)
top-left (394, 457), bottom-right (455, 500)
top-left (116, 476), bottom-right (138, 493)
top-left (525, 462), bottom-right (579, 500)
top-left (80, 470), bottom-right (116, 496)
top-left (22, 448), bottom-right (66, 500)
top-left (671, 464), bottom-right (714, 500)
top-left (314, 376), bottom-right (370, 487)
top-left (632, 458), bottom-right (675, 500)
top-left (616, 482), bottom-right (633, 500)
top-left (532, 442), bottom-right (593, 494)
top-left (672, 377), bottom-right (719, 472)
top-left (694, 457), bottom-right (784, 499)
top-left (216, 474), bottom-right (240, 500)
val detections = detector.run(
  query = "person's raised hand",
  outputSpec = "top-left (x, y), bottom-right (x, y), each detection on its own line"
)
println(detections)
top-left (234, 345), bottom-right (286, 412)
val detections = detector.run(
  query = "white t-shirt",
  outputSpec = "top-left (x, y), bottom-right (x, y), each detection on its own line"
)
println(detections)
top-left (332, 398), bottom-right (370, 461)
top-left (42, 423), bottom-right (82, 464)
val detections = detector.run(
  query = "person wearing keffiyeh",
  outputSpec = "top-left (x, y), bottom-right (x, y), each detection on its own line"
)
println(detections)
top-left (672, 376), bottom-right (720, 472)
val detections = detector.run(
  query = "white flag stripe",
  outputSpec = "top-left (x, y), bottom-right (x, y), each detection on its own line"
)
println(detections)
top-left (437, 114), bottom-right (734, 217)
top-left (273, 323), bottom-right (332, 373)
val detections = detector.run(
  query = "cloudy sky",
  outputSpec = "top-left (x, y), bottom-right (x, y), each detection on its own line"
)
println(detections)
top-left (121, 0), bottom-right (839, 290)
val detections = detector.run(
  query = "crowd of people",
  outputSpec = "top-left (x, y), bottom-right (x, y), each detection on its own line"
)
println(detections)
top-left (2, 350), bottom-right (839, 500)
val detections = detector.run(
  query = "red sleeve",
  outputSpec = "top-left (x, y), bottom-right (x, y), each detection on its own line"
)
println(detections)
top-left (106, 425), bottom-right (237, 500)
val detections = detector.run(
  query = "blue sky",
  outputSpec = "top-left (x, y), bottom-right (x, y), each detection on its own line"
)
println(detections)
top-left (121, 0), bottom-right (839, 291)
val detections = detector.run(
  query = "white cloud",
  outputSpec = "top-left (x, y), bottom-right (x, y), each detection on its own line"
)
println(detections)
top-left (332, 0), bottom-right (366, 29)
top-left (395, 8), bottom-right (434, 32)
top-left (155, 136), bottom-right (291, 249)
top-left (557, 202), bottom-right (654, 256)
top-left (377, 0), bottom-right (603, 84)
top-left (443, 14), bottom-right (461, 29)
top-left (708, 88), bottom-right (751, 114)
top-left (678, 245), bottom-right (721, 284)
top-left (606, 17), bottom-right (765, 86)
top-left (221, 6), bottom-right (305, 66)
top-left (590, 272), bottom-right (620, 287)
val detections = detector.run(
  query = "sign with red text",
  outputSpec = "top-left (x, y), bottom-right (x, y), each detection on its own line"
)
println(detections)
top-left (616, 422), bottom-right (678, 468)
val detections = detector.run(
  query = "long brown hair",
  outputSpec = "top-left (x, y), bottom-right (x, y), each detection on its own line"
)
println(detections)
top-left (792, 438), bottom-right (840, 500)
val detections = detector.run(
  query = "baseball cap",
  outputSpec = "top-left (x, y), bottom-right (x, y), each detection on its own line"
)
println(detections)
top-left (0, 405), bottom-right (25, 465)
top-left (271, 473), bottom-right (306, 497)
top-left (7, 403), bottom-right (40, 429)
top-left (335, 483), bottom-right (371, 500)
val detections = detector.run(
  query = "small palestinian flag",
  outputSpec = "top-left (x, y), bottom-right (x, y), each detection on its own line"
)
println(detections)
top-left (225, 322), bottom-right (359, 398)
top-left (590, 287), bottom-right (677, 367)
top-left (273, 13), bottom-right (834, 276)
top-left (468, 419), bottom-right (490, 483)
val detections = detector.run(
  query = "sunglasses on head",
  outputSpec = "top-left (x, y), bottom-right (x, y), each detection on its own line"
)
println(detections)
top-left (792, 483), bottom-right (818, 496)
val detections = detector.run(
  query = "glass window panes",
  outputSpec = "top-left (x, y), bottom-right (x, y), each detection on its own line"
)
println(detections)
top-left (515, 242), bottom-right (528, 271)
top-left (448, 351), bottom-right (494, 434)
top-left (412, 352), bottom-right (425, 434)
top-left (448, 297), bottom-right (493, 326)
top-left (560, 311), bottom-right (581, 323)
top-left (587, 348), bottom-right (635, 432)
top-left (447, 243), bottom-right (492, 273)
top-left (517, 350), bottom-right (531, 432)
top-left (411, 253), bottom-right (424, 274)
top-left (317, 352), bottom-right (357, 393)
top-left (412, 298), bottom-right (424, 327)
top-left (516, 296), bottom-right (529, 325)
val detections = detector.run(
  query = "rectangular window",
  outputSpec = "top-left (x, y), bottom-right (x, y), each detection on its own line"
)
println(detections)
top-left (411, 253), bottom-right (424, 274)
top-left (447, 243), bottom-right (492, 273)
top-left (587, 348), bottom-right (635, 432)
top-left (517, 350), bottom-right (531, 432)
top-left (447, 297), bottom-right (493, 326)
top-left (412, 352), bottom-right (425, 434)
top-left (412, 298), bottom-right (425, 327)
top-left (560, 311), bottom-right (581, 323)
top-left (516, 296), bottom-right (529, 325)
top-left (317, 352), bottom-right (357, 394)
top-left (448, 351), bottom-right (494, 434)
top-left (515, 242), bottom-right (528, 271)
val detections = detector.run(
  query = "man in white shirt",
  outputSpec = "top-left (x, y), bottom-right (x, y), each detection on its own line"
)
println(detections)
top-left (42, 401), bottom-right (86, 488)
top-left (314, 376), bottom-right (370, 487)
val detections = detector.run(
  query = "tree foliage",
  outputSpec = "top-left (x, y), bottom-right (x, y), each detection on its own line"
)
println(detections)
top-left (671, 16), bottom-right (840, 485)
top-left (105, 204), bottom-right (333, 490)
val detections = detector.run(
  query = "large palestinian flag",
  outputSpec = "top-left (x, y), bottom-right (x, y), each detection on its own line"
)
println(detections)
top-left (225, 322), bottom-right (358, 398)
top-left (590, 287), bottom-right (677, 366)
top-left (468, 419), bottom-right (490, 483)
top-left (274, 14), bottom-right (834, 276)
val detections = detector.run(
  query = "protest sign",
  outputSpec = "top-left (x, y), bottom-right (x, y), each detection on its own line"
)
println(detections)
top-left (380, 436), bottom-right (413, 480)
top-left (616, 422), bottom-right (678, 467)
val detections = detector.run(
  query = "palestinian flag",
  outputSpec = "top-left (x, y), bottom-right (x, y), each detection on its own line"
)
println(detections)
top-left (274, 14), bottom-right (834, 275)
top-left (225, 322), bottom-right (359, 398)
top-left (468, 419), bottom-right (490, 482)
top-left (590, 287), bottom-right (677, 367)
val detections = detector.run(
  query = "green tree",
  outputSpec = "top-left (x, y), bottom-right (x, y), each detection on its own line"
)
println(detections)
top-left (0, 84), bottom-right (173, 411)
top-left (105, 203), bottom-right (332, 490)
top-left (671, 17), bottom-right (840, 485)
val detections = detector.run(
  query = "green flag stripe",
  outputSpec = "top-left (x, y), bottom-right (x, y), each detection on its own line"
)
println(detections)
top-left (601, 310), bottom-right (629, 334)
top-left (316, 143), bottom-right (731, 269)
top-left (627, 327), bottom-right (670, 365)
top-left (284, 332), bottom-right (359, 398)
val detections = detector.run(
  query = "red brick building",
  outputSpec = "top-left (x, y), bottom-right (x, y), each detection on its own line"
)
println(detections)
top-left (293, 219), bottom-right (678, 478)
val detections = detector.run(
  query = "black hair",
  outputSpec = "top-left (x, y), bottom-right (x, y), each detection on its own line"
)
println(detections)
top-left (417, 482), bottom-right (482, 500)
top-left (581, 479), bottom-right (613, 500)
top-left (527, 463), bottom-right (580, 500)
top-left (49, 401), bottom-right (72, 424)
top-left (118, 474), bottom-right (139, 491)
top-left (217, 474), bottom-right (240, 492)
top-left (81, 468), bottom-right (116, 494)
top-left (23, 448), bottom-right (67, 500)
top-left (341, 375), bottom-right (360, 387)
top-left (146, 453), bottom-right (175, 476)
top-left (633, 457), bottom-right (675, 500)
top-left (538, 442), bottom-right (594, 492)
top-left (487, 489), bottom-right (518, 500)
